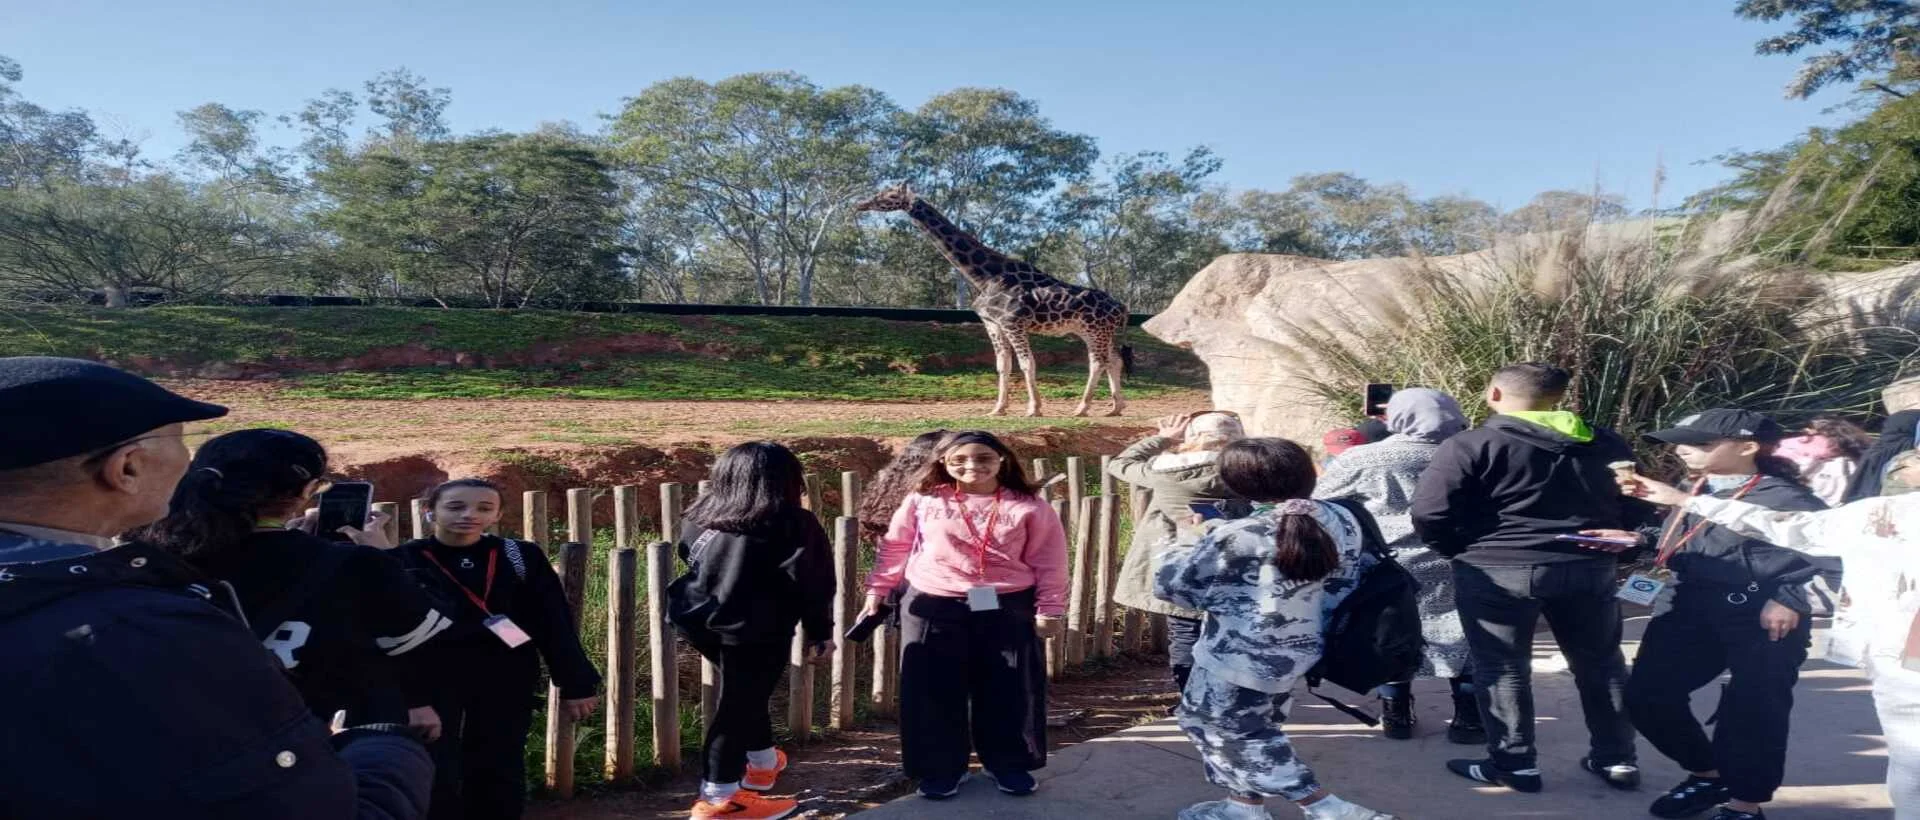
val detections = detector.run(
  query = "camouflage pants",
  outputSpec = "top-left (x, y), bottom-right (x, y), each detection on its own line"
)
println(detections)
top-left (1176, 664), bottom-right (1320, 801)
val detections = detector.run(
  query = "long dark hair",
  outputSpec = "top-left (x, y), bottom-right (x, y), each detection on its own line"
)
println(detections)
top-left (859, 430), bottom-right (948, 538)
top-left (913, 430), bottom-right (1037, 496)
top-left (137, 429), bottom-right (328, 558)
top-left (1217, 438), bottom-right (1338, 582)
top-left (1810, 415), bottom-right (1873, 460)
top-left (684, 441), bottom-right (807, 534)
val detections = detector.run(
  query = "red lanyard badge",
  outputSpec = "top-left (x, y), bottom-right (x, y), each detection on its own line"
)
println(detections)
top-left (422, 548), bottom-right (498, 615)
top-left (1653, 475), bottom-right (1762, 569)
top-left (950, 487), bottom-right (1003, 581)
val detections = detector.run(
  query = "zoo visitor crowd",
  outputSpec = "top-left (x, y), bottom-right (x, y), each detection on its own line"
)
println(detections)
top-left (3, 356), bottom-right (1920, 820)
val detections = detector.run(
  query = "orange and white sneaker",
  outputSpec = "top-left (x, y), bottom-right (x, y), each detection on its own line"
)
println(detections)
top-left (741, 748), bottom-right (789, 792)
top-left (688, 791), bottom-right (798, 820)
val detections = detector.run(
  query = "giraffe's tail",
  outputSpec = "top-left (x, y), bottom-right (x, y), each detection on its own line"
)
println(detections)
top-left (1120, 345), bottom-right (1135, 378)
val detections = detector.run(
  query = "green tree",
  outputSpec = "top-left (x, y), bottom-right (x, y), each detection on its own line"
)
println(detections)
top-left (1736, 0), bottom-right (1920, 99)
top-left (314, 133), bottom-right (630, 306)
top-left (610, 72), bottom-right (896, 305)
top-left (1500, 189), bottom-right (1629, 235)
top-left (0, 55), bottom-right (119, 191)
top-left (1046, 147), bottom-right (1227, 311)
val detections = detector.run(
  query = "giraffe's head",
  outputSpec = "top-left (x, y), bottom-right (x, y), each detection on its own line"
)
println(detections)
top-left (854, 183), bottom-right (916, 213)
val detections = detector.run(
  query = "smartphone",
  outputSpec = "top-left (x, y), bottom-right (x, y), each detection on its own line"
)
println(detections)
top-left (314, 481), bottom-right (375, 541)
top-left (1554, 533), bottom-right (1639, 547)
top-left (1364, 383), bottom-right (1396, 417)
top-left (1189, 500), bottom-right (1228, 521)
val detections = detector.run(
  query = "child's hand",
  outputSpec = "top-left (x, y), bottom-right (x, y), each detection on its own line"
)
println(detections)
top-left (1034, 615), bottom-right (1064, 642)
top-left (561, 695), bottom-right (599, 722)
top-left (805, 640), bottom-right (836, 663)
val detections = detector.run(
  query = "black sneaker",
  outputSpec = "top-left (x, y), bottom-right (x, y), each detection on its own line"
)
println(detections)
top-left (918, 772), bottom-right (965, 800)
top-left (1707, 807), bottom-right (1763, 820)
top-left (1446, 758), bottom-right (1542, 793)
top-left (987, 769), bottom-right (1037, 796)
top-left (1580, 756), bottom-right (1641, 790)
top-left (1650, 776), bottom-right (1732, 818)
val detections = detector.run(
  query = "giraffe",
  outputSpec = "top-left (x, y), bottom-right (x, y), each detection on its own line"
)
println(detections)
top-left (856, 184), bottom-right (1128, 417)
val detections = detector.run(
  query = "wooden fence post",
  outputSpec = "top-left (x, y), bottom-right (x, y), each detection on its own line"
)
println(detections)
top-left (1031, 458), bottom-right (1050, 500)
top-left (543, 541), bottom-right (590, 797)
top-left (523, 491), bottom-right (548, 543)
top-left (871, 623), bottom-right (898, 719)
top-left (1065, 496), bottom-right (1096, 666)
top-left (1099, 455), bottom-right (1116, 497)
top-left (659, 483), bottom-right (685, 545)
top-left (410, 498), bottom-right (428, 540)
top-left (788, 633), bottom-right (815, 744)
top-left (803, 474), bottom-right (823, 521)
top-left (566, 488), bottom-right (593, 545)
top-left (1091, 495), bottom-right (1119, 660)
top-left (646, 540), bottom-right (681, 771)
top-left (1047, 499), bottom-right (1069, 679)
top-left (613, 486), bottom-right (641, 550)
top-left (1064, 457), bottom-right (1085, 534)
top-left (605, 547), bottom-right (638, 780)
top-left (830, 516), bottom-right (859, 729)
top-left (371, 502), bottom-right (399, 545)
top-left (840, 471), bottom-right (862, 520)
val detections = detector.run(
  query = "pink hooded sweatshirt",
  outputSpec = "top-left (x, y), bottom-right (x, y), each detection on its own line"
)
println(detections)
top-left (865, 489), bottom-right (1070, 616)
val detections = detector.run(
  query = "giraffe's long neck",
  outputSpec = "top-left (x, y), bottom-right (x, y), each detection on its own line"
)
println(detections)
top-left (906, 199), bottom-right (1016, 290)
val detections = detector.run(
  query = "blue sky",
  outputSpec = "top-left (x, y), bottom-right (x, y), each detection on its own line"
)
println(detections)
top-left (3, 0), bottom-right (1850, 208)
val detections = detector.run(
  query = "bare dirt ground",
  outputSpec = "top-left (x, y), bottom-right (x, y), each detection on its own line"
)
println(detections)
top-left (527, 655), bottom-right (1180, 820)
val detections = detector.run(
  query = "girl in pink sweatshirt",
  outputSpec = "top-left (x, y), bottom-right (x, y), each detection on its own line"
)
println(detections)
top-left (860, 430), bottom-right (1068, 800)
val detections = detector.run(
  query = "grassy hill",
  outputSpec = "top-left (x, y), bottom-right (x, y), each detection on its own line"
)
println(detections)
top-left (0, 306), bottom-right (1206, 402)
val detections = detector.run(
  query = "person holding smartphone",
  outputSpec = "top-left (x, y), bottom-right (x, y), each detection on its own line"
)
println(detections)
top-left (1107, 411), bottom-right (1245, 706)
top-left (1580, 410), bottom-right (1826, 820)
top-left (668, 442), bottom-right (836, 820)
top-left (137, 429), bottom-right (450, 732)
top-left (860, 431), bottom-right (1068, 800)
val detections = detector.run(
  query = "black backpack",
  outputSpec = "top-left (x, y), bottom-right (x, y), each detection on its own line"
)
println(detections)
top-left (1306, 498), bottom-right (1426, 725)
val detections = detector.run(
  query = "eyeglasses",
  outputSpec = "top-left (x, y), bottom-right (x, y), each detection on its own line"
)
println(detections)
top-left (944, 455), bottom-right (1002, 466)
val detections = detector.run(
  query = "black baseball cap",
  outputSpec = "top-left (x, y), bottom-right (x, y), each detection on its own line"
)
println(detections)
top-left (0, 357), bottom-right (227, 470)
top-left (1644, 408), bottom-right (1783, 446)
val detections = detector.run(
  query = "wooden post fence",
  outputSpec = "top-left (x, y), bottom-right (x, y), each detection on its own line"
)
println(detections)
top-left (1065, 496), bottom-right (1096, 665)
top-left (1031, 458), bottom-right (1050, 500)
top-left (523, 490), bottom-right (548, 543)
top-left (410, 498), bottom-right (428, 540)
top-left (613, 486), bottom-right (641, 550)
top-left (660, 483), bottom-right (685, 545)
top-left (1091, 495), bottom-right (1119, 660)
top-left (543, 541), bottom-right (589, 797)
top-left (871, 621), bottom-right (899, 719)
top-left (1099, 455), bottom-right (1115, 496)
top-left (803, 474), bottom-right (824, 520)
top-left (605, 546), bottom-right (638, 780)
top-left (1064, 457), bottom-right (1086, 534)
top-left (1047, 499), bottom-right (1069, 679)
top-left (566, 488), bottom-right (593, 545)
top-left (646, 540), bottom-right (681, 771)
top-left (830, 516), bottom-right (859, 729)
top-left (788, 632), bottom-right (815, 744)
top-left (841, 471), bottom-right (862, 521)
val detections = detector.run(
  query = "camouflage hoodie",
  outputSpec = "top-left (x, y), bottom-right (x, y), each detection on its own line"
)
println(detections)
top-left (1154, 500), bottom-right (1371, 694)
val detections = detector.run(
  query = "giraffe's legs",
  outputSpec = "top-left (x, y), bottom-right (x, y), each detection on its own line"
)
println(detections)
top-left (1072, 332), bottom-right (1105, 418)
top-left (984, 322), bottom-right (1014, 417)
top-left (1103, 340), bottom-right (1127, 417)
top-left (1007, 329), bottom-right (1043, 417)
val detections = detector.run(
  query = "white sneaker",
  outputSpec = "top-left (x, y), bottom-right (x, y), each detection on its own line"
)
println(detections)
top-left (1300, 795), bottom-right (1396, 820)
top-left (1179, 799), bottom-right (1274, 820)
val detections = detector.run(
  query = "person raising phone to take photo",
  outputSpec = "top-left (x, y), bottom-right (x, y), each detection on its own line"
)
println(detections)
top-left (398, 479), bottom-right (600, 820)
top-left (137, 429), bottom-right (450, 732)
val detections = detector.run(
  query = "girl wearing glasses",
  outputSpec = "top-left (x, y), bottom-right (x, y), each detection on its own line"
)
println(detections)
top-left (860, 430), bottom-right (1068, 800)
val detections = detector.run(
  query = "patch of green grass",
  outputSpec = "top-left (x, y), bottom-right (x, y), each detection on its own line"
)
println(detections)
top-left (737, 416), bottom-right (1098, 438)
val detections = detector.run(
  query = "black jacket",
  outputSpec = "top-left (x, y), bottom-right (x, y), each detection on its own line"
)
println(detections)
top-left (395, 536), bottom-right (600, 700)
top-left (0, 534), bottom-right (431, 820)
top-left (668, 508), bottom-right (835, 647)
top-left (193, 531), bottom-right (449, 723)
top-left (1634, 475), bottom-right (1828, 612)
top-left (1412, 415), bottom-right (1646, 565)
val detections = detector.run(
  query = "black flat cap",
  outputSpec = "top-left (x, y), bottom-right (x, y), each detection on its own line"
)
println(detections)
top-left (0, 357), bottom-right (227, 469)
top-left (1644, 408), bottom-right (1783, 446)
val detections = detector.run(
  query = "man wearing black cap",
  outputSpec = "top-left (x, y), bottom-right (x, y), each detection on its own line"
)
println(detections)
top-left (0, 357), bottom-right (432, 819)
top-left (1582, 409), bottom-right (1827, 820)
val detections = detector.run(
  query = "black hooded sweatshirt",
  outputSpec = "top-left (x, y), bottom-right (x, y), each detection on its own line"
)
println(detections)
top-left (1633, 474), bottom-right (1827, 612)
top-left (1412, 414), bottom-right (1646, 565)
top-left (667, 507), bottom-right (834, 647)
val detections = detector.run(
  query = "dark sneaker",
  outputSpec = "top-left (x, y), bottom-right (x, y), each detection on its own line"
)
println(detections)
top-left (1649, 776), bottom-right (1730, 818)
top-left (1380, 696), bottom-right (1415, 740)
top-left (1707, 807), bottom-right (1763, 820)
top-left (1446, 758), bottom-right (1542, 793)
top-left (918, 772), bottom-right (966, 800)
top-left (987, 769), bottom-right (1037, 796)
top-left (1580, 756), bottom-right (1641, 790)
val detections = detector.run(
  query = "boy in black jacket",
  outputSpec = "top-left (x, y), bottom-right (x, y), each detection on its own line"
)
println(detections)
top-left (668, 442), bottom-right (835, 820)
top-left (1411, 362), bottom-right (1641, 794)
top-left (1584, 410), bottom-right (1827, 820)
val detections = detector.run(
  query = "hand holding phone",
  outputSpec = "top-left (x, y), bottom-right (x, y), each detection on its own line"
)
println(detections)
top-left (315, 481), bottom-right (377, 544)
top-left (1188, 500), bottom-right (1227, 521)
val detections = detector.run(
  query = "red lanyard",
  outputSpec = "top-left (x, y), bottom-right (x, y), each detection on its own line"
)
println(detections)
top-left (1654, 475), bottom-right (1762, 568)
top-left (422, 548), bottom-right (498, 615)
top-left (949, 487), bottom-right (1003, 581)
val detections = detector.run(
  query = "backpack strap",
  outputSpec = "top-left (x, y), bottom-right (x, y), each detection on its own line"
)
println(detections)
top-left (500, 538), bottom-right (529, 580)
top-left (247, 544), bottom-right (355, 643)
top-left (1306, 683), bottom-right (1381, 727)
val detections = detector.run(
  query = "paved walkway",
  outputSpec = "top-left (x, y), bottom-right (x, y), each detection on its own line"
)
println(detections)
top-left (857, 617), bottom-right (1894, 819)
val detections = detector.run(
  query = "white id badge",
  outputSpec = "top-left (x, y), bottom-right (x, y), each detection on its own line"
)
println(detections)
top-left (484, 614), bottom-right (532, 648)
top-left (1616, 573), bottom-right (1666, 606)
top-left (966, 585), bottom-right (1001, 612)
